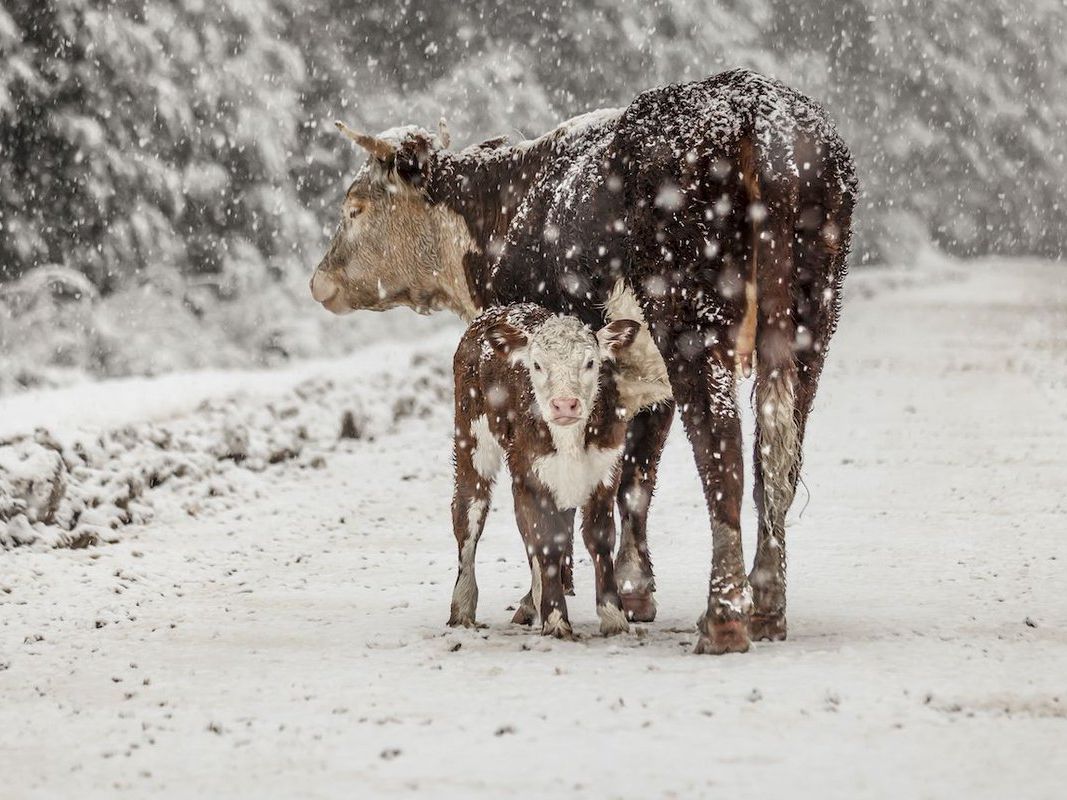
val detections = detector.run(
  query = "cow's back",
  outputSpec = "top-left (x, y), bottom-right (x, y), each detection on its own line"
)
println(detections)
top-left (486, 110), bottom-right (627, 324)
top-left (488, 69), bottom-right (856, 330)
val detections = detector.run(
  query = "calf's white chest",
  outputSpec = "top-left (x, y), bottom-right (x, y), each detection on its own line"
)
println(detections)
top-left (530, 427), bottom-right (623, 510)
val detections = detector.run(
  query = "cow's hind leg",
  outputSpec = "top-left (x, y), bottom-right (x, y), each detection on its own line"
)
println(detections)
top-left (660, 346), bottom-right (750, 654)
top-left (749, 139), bottom-right (852, 641)
top-left (746, 203), bottom-right (800, 641)
top-left (749, 349), bottom-right (829, 640)
top-left (748, 365), bottom-right (801, 641)
top-left (615, 402), bottom-right (673, 622)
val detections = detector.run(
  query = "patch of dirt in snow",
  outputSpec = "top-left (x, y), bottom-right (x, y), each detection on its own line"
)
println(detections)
top-left (0, 347), bottom-right (452, 550)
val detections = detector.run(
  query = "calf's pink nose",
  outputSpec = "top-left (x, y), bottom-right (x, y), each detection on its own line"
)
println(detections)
top-left (550, 397), bottom-right (581, 416)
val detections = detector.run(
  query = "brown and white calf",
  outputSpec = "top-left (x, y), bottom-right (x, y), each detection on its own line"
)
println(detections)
top-left (449, 304), bottom-right (639, 638)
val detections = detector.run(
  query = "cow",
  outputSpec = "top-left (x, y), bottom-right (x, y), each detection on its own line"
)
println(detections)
top-left (310, 68), bottom-right (857, 654)
top-left (449, 304), bottom-right (639, 638)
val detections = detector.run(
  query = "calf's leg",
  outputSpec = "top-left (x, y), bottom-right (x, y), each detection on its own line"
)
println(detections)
top-left (512, 498), bottom-right (575, 625)
top-left (512, 484), bottom-right (574, 639)
top-left (448, 422), bottom-right (498, 628)
top-left (582, 484), bottom-right (629, 635)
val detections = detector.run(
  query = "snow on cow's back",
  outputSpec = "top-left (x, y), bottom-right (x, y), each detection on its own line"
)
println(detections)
top-left (537, 108), bottom-right (624, 223)
top-left (617, 68), bottom-right (856, 194)
top-left (550, 107), bottom-right (623, 143)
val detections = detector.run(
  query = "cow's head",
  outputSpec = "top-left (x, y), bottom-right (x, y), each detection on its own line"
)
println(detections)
top-left (488, 316), bottom-right (640, 427)
top-left (309, 120), bottom-right (473, 317)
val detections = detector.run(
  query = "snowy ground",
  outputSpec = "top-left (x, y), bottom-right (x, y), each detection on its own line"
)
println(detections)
top-left (1, 258), bottom-right (1065, 799)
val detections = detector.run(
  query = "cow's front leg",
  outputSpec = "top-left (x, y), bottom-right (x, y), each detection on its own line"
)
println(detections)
top-left (615, 401), bottom-right (673, 622)
top-left (582, 484), bottom-right (629, 636)
top-left (665, 350), bottom-right (751, 655)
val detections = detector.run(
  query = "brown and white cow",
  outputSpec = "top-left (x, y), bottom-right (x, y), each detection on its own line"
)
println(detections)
top-left (311, 69), bottom-right (857, 654)
top-left (449, 304), bottom-right (639, 637)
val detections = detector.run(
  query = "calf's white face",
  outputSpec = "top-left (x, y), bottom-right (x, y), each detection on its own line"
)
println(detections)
top-left (488, 317), bottom-right (639, 427)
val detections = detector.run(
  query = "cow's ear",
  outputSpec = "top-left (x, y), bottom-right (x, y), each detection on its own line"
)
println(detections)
top-left (597, 319), bottom-right (640, 360)
top-left (394, 149), bottom-right (425, 188)
top-left (393, 136), bottom-right (434, 190)
top-left (486, 322), bottom-right (528, 359)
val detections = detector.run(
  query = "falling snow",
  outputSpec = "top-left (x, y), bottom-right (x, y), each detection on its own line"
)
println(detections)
top-left (1, 3), bottom-right (1066, 798)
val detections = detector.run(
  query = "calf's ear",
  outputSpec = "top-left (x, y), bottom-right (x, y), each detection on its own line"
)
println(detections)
top-left (486, 322), bottom-right (529, 358)
top-left (597, 319), bottom-right (640, 359)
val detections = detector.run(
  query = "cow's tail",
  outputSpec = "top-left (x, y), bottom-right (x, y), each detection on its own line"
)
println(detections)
top-left (740, 115), bottom-right (802, 539)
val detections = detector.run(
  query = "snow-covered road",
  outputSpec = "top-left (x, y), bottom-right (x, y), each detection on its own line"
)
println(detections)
top-left (2, 259), bottom-right (1066, 799)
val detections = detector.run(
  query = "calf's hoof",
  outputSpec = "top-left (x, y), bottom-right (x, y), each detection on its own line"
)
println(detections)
top-left (447, 613), bottom-right (482, 629)
top-left (596, 603), bottom-right (630, 636)
top-left (620, 591), bottom-right (657, 623)
top-left (749, 613), bottom-right (787, 642)
top-left (541, 609), bottom-right (575, 640)
top-left (694, 618), bottom-right (750, 655)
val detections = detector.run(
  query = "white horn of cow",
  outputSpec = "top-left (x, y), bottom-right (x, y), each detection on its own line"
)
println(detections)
top-left (334, 121), bottom-right (396, 160)
top-left (438, 117), bottom-right (452, 149)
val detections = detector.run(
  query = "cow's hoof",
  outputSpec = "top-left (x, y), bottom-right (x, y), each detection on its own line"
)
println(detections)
top-left (510, 605), bottom-right (533, 631)
top-left (511, 605), bottom-right (535, 626)
top-left (541, 610), bottom-right (575, 640)
top-left (620, 591), bottom-right (657, 623)
top-left (597, 603), bottom-right (630, 636)
top-left (510, 591), bottom-right (536, 626)
top-left (694, 619), bottom-right (750, 655)
top-left (749, 613), bottom-right (787, 642)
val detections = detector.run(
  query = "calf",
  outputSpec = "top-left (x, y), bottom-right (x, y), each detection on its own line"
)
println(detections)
top-left (449, 304), bottom-right (639, 638)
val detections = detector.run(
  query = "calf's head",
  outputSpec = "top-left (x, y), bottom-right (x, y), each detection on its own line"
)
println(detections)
top-left (309, 120), bottom-right (469, 316)
top-left (488, 317), bottom-right (640, 427)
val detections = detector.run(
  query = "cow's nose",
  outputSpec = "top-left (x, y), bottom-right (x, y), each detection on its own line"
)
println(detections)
top-left (550, 397), bottom-right (581, 417)
top-left (310, 271), bottom-right (338, 303)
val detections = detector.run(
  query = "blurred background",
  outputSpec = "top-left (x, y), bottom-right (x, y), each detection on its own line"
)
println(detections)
top-left (1, 0), bottom-right (1064, 393)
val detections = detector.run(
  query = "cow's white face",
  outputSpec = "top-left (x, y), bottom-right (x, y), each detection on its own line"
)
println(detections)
top-left (488, 317), bottom-right (640, 427)
top-left (309, 123), bottom-right (477, 318)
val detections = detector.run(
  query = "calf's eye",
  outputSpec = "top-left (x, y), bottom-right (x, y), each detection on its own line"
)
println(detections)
top-left (533, 362), bottom-right (542, 372)
top-left (585, 359), bottom-right (595, 369)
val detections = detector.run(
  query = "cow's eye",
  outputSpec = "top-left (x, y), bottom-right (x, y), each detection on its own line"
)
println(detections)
top-left (533, 362), bottom-right (542, 372)
top-left (585, 359), bottom-right (595, 370)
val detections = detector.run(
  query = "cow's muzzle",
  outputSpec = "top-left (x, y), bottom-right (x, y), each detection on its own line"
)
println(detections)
top-left (310, 271), bottom-right (352, 315)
